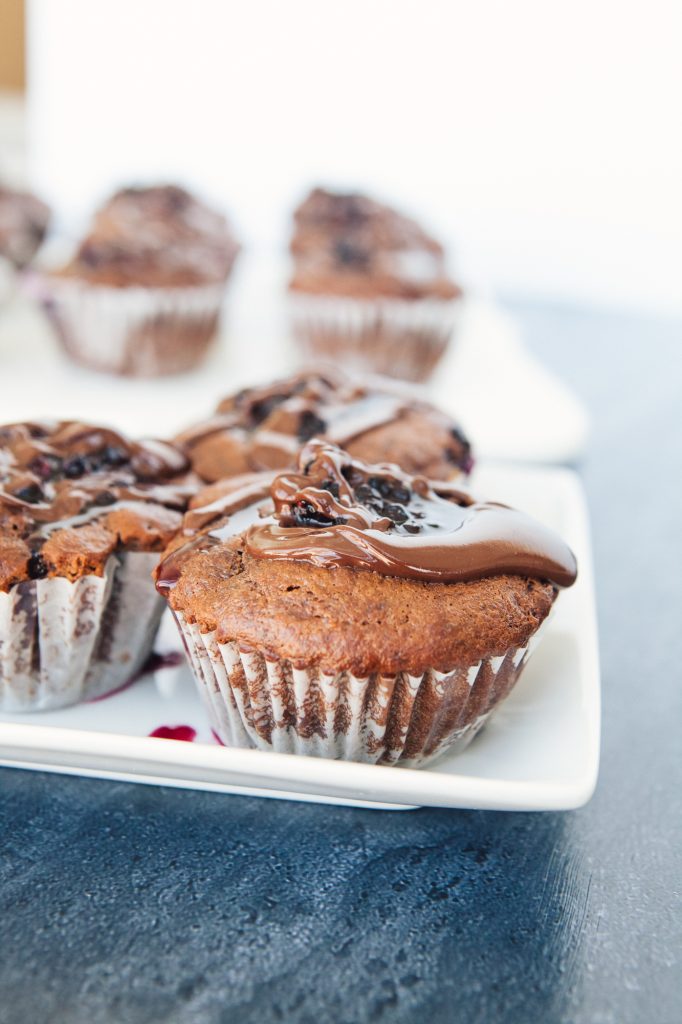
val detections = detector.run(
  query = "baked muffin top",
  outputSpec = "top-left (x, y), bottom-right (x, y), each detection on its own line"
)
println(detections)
top-left (0, 185), bottom-right (50, 269)
top-left (156, 442), bottom-right (576, 675)
top-left (289, 187), bottom-right (461, 301)
top-left (176, 368), bottom-right (473, 483)
top-left (0, 421), bottom-right (195, 592)
top-left (58, 185), bottom-right (239, 288)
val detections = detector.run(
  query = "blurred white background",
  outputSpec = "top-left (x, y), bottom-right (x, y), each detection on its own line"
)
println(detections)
top-left (24, 0), bottom-right (682, 312)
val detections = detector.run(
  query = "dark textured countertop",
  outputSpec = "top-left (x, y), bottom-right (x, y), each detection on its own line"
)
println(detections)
top-left (1, 300), bottom-right (680, 1024)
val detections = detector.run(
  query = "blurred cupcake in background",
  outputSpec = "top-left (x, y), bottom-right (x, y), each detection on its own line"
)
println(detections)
top-left (0, 184), bottom-right (50, 305)
top-left (39, 185), bottom-right (239, 377)
top-left (288, 187), bottom-right (462, 383)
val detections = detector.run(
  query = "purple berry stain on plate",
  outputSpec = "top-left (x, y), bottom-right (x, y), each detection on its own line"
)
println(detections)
top-left (149, 725), bottom-right (197, 742)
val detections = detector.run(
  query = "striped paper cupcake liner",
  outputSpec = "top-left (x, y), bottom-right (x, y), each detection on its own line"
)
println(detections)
top-left (0, 551), bottom-right (164, 712)
top-left (289, 293), bottom-right (461, 383)
top-left (38, 275), bottom-right (228, 377)
top-left (175, 611), bottom-right (547, 767)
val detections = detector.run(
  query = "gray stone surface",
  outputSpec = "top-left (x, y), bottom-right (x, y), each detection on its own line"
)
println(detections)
top-left (1, 301), bottom-right (681, 1024)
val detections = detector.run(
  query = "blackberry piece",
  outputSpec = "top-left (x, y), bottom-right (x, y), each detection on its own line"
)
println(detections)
top-left (28, 454), bottom-right (62, 481)
top-left (63, 456), bottom-right (87, 479)
top-left (290, 500), bottom-right (346, 529)
top-left (14, 483), bottom-right (45, 504)
top-left (92, 490), bottom-right (117, 507)
top-left (447, 426), bottom-right (474, 472)
top-left (27, 553), bottom-right (48, 580)
top-left (319, 477), bottom-right (340, 499)
top-left (367, 476), bottom-right (411, 505)
top-left (249, 394), bottom-right (288, 427)
top-left (297, 411), bottom-right (327, 443)
top-left (376, 501), bottom-right (409, 526)
top-left (334, 241), bottom-right (369, 269)
top-left (98, 446), bottom-right (129, 470)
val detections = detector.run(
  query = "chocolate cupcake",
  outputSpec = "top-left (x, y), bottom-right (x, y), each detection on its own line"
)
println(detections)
top-left (288, 188), bottom-right (462, 382)
top-left (0, 421), bottom-right (194, 711)
top-left (0, 184), bottom-right (50, 302)
top-left (40, 185), bottom-right (239, 376)
top-left (176, 368), bottom-right (472, 484)
top-left (156, 441), bottom-right (576, 766)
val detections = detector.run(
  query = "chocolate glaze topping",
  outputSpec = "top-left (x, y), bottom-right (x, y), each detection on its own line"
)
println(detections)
top-left (176, 368), bottom-right (473, 481)
top-left (0, 421), bottom-right (193, 590)
top-left (156, 441), bottom-right (577, 593)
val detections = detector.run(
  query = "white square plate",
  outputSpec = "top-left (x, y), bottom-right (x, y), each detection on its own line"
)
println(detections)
top-left (0, 463), bottom-right (600, 811)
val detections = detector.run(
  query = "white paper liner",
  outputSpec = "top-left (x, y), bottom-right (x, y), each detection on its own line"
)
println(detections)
top-left (289, 293), bottom-right (461, 383)
top-left (38, 275), bottom-right (228, 377)
top-left (0, 551), bottom-right (164, 712)
top-left (175, 611), bottom-right (548, 767)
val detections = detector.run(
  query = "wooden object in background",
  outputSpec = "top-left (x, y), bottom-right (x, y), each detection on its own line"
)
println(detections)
top-left (0, 0), bottom-right (25, 90)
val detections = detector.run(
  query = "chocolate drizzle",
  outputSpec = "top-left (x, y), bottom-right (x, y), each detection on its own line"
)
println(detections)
top-left (0, 421), bottom-right (194, 589)
top-left (156, 441), bottom-right (577, 593)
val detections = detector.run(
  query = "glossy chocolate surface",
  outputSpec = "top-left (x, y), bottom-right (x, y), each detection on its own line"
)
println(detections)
top-left (157, 441), bottom-right (577, 591)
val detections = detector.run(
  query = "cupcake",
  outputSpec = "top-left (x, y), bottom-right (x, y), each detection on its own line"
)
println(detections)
top-left (155, 441), bottom-right (576, 766)
top-left (0, 184), bottom-right (50, 303)
top-left (40, 185), bottom-right (239, 377)
top-left (0, 420), bottom-right (195, 711)
top-left (288, 188), bottom-right (462, 382)
top-left (176, 367), bottom-right (473, 484)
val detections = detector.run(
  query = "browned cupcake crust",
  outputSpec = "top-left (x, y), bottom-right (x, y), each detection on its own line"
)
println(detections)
top-left (57, 185), bottom-right (239, 288)
top-left (0, 184), bottom-right (50, 269)
top-left (176, 368), bottom-right (473, 483)
top-left (164, 548), bottom-right (556, 677)
top-left (0, 421), bottom-right (195, 592)
top-left (156, 442), bottom-right (575, 677)
top-left (289, 187), bottom-right (461, 301)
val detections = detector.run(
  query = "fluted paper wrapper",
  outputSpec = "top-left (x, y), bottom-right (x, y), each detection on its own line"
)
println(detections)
top-left (0, 551), bottom-right (163, 712)
top-left (289, 293), bottom-right (461, 383)
top-left (39, 276), bottom-right (227, 377)
top-left (176, 612), bottom-right (546, 767)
